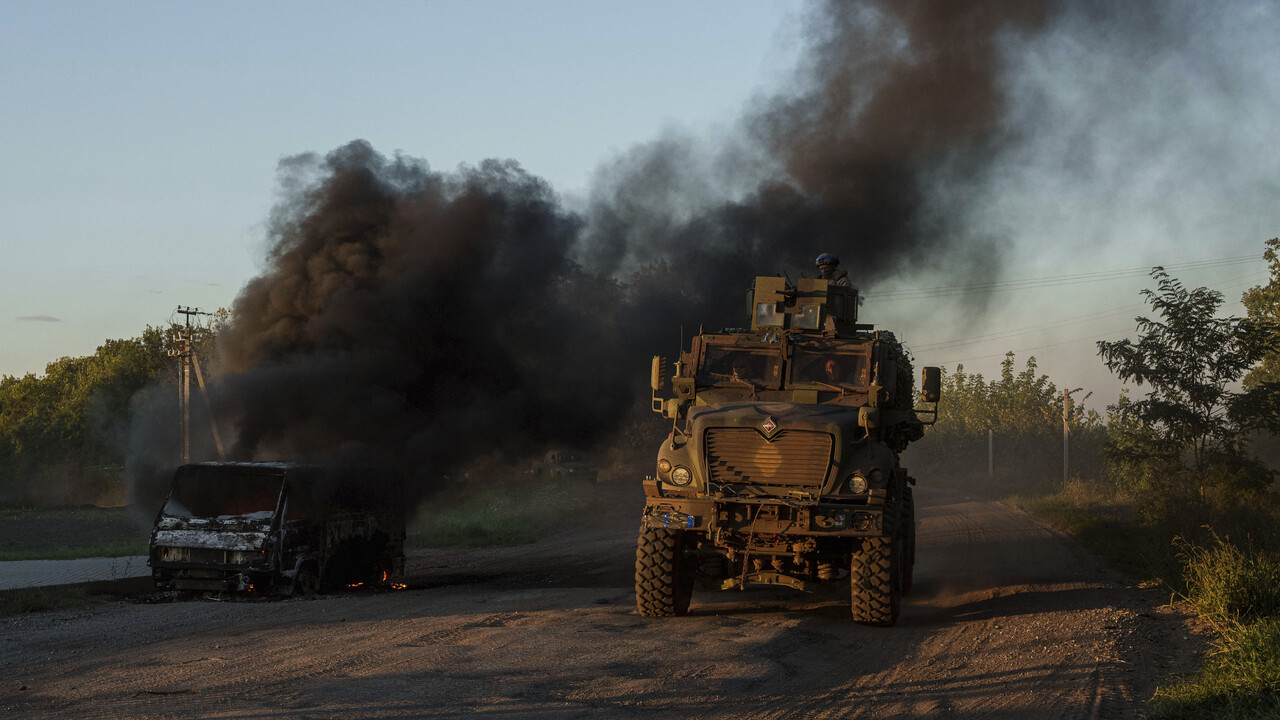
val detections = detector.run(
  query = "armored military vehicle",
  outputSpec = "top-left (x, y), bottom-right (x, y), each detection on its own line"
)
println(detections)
top-left (636, 276), bottom-right (940, 625)
top-left (149, 462), bottom-right (405, 595)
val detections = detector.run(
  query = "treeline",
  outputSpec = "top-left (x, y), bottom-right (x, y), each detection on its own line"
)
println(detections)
top-left (0, 320), bottom-right (220, 506)
top-left (905, 352), bottom-right (1109, 492)
top-left (912, 239), bottom-right (1280, 509)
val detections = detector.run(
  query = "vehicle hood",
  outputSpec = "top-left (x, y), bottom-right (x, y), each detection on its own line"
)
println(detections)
top-left (687, 401), bottom-right (862, 438)
top-left (152, 511), bottom-right (274, 551)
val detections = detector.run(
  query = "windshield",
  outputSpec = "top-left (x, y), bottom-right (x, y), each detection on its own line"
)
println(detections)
top-left (790, 347), bottom-right (871, 388)
top-left (698, 347), bottom-right (782, 388)
top-left (163, 466), bottom-right (285, 519)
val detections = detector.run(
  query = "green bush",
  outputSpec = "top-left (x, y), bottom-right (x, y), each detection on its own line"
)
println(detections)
top-left (1179, 536), bottom-right (1280, 625)
top-left (1151, 618), bottom-right (1280, 719)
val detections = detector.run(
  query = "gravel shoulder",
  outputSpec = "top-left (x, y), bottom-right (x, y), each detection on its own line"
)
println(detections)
top-left (0, 483), bottom-right (1210, 719)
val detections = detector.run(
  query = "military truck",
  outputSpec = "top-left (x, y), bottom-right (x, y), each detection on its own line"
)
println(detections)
top-left (149, 462), bottom-right (405, 595)
top-left (636, 276), bottom-right (940, 625)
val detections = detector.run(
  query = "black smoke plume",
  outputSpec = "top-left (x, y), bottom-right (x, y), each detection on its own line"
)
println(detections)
top-left (128, 0), bottom-right (1059, 507)
top-left (217, 148), bottom-right (632, 469)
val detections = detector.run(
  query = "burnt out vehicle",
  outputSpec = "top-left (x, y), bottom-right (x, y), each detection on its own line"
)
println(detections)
top-left (637, 276), bottom-right (940, 625)
top-left (149, 462), bottom-right (405, 595)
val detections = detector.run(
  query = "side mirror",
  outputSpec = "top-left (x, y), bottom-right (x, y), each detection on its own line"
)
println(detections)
top-left (920, 366), bottom-right (941, 403)
top-left (650, 356), bottom-right (667, 393)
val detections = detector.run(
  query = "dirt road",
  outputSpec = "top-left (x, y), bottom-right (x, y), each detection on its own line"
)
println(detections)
top-left (0, 484), bottom-right (1205, 719)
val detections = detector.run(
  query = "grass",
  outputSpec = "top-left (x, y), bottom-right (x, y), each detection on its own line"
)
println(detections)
top-left (1178, 536), bottom-right (1280, 625)
top-left (1146, 540), bottom-right (1280, 712)
top-left (0, 541), bottom-right (149, 562)
top-left (1012, 479), bottom-right (1175, 582)
top-left (0, 506), bottom-right (151, 561)
top-left (0, 585), bottom-right (96, 616)
top-left (408, 473), bottom-right (597, 549)
top-left (1150, 619), bottom-right (1280, 719)
top-left (1146, 536), bottom-right (1280, 718)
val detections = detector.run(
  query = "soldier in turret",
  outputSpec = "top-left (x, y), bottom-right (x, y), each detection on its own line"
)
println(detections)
top-left (815, 253), bottom-right (852, 287)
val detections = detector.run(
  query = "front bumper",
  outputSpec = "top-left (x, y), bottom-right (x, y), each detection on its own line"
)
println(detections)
top-left (642, 497), bottom-right (884, 537)
top-left (150, 559), bottom-right (278, 592)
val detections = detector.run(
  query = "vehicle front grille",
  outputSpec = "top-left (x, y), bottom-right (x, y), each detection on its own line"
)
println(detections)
top-left (160, 546), bottom-right (260, 566)
top-left (705, 428), bottom-right (833, 492)
top-left (188, 547), bottom-right (228, 564)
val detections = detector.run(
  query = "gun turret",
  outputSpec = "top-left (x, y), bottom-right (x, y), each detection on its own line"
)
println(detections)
top-left (747, 276), bottom-right (859, 334)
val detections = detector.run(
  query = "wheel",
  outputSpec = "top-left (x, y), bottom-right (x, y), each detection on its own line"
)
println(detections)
top-left (850, 536), bottom-right (901, 626)
top-left (293, 564), bottom-right (320, 596)
top-left (902, 487), bottom-right (916, 596)
top-left (635, 525), bottom-right (694, 617)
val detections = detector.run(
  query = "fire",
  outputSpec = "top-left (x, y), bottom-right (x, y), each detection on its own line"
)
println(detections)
top-left (391, 583), bottom-right (407, 590)
top-left (347, 582), bottom-right (364, 589)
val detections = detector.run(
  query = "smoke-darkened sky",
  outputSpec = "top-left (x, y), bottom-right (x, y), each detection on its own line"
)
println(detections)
top-left (5, 0), bottom-right (1280, 410)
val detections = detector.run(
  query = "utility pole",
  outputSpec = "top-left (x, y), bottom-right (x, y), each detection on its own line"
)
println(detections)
top-left (1062, 388), bottom-right (1070, 484)
top-left (988, 428), bottom-right (994, 479)
top-left (168, 306), bottom-right (226, 464)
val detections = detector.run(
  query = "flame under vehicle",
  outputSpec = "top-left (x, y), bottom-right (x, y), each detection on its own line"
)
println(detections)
top-left (149, 462), bottom-right (405, 595)
top-left (637, 277), bottom-right (940, 625)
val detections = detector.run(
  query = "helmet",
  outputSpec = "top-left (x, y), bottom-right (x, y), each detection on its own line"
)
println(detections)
top-left (815, 253), bottom-right (839, 267)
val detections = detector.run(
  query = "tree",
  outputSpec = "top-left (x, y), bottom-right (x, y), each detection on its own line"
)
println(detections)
top-left (906, 353), bottom-right (1106, 488)
top-left (1097, 267), bottom-right (1280, 488)
top-left (1242, 237), bottom-right (1280, 389)
top-left (0, 311), bottom-right (227, 505)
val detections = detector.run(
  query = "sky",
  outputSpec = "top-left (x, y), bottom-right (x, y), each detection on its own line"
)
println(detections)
top-left (3, 1), bottom-right (1279, 409)
top-left (0, 1), bottom-right (798, 377)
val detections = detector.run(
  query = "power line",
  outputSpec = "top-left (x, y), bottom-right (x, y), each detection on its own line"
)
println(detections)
top-left (863, 253), bottom-right (1262, 304)
top-left (905, 270), bottom-right (1271, 366)
top-left (909, 305), bottom-right (1144, 353)
top-left (918, 326), bottom-right (1132, 368)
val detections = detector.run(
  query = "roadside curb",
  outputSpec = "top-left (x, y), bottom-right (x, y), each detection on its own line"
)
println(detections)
top-left (0, 575), bottom-right (154, 596)
top-left (0, 555), bottom-right (150, 592)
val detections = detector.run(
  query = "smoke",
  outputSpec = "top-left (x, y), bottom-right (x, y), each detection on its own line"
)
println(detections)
top-left (975, 0), bottom-right (1280, 262)
top-left (581, 1), bottom-right (1055, 325)
top-left (130, 0), bottom-right (1172, 506)
top-left (219, 147), bottom-right (634, 467)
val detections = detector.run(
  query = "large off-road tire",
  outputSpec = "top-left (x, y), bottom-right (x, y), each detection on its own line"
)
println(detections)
top-left (902, 486), bottom-right (916, 596)
top-left (635, 525), bottom-right (693, 617)
top-left (850, 536), bottom-right (901, 626)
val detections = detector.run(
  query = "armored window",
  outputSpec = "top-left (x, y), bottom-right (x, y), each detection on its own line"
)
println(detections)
top-left (788, 347), bottom-right (871, 389)
top-left (697, 346), bottom-right (782, 389)
top-left (754, 302), bottom-right (783, 328)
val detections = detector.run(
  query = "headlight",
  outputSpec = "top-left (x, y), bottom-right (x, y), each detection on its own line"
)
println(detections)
top-left (657, 459), bottom-right (672, 473)
top-left (161, 546), bottom-right (189, 562)
top-left (847, 473), bottom-right (868, 494)
top-left (670, 466), bottom-right (692, 486)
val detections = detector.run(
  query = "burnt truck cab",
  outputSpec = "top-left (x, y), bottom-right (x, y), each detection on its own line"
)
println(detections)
top-left (149, 462), bottom-right (405, 595)
top-left (636, 277), bottom-right (940, 625)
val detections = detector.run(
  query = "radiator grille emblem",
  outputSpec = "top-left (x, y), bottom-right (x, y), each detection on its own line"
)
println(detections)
top-left (761, 417), bottom-right (777, 433)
